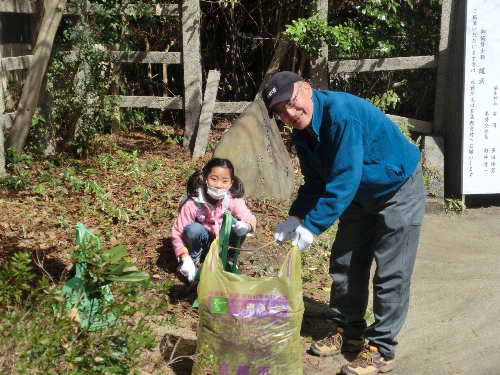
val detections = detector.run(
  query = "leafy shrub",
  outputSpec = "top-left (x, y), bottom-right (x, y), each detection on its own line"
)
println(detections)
top-left (0, 247), bottom-right (173, 374)
top-left (0, 147), bottom-right (33, 190)
top-left (285, 14), bottom-right (362, 58)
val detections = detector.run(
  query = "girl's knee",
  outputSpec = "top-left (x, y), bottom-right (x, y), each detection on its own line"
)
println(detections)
top-left (183, 222), bottom-right (205, 237)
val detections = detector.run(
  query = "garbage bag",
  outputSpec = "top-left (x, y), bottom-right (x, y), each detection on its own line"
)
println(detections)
top-left (192, 238), bottom-right (304, 375)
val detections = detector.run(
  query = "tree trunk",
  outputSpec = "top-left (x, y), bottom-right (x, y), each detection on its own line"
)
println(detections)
top-left (6, 0), bottom-right (67, 155)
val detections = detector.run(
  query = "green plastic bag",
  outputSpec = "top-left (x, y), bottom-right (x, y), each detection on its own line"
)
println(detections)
top-left (192, 238), bottom-right (304, 375)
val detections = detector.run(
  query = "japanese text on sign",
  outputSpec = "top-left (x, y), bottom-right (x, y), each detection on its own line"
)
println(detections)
top-left (462, 1), bottom-right (499, 194)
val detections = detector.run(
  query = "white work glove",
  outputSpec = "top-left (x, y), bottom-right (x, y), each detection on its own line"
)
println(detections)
top-left (274, 217), bottom-right (300, 242)
top-left (292, 224), bottom-right (314, 252)
top-left (179, 256), bottom-right (196, 282)
top-left (232, 221), bottom-right (250, 236)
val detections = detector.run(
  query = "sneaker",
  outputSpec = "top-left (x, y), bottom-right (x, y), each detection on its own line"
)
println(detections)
top-left (310, 326), bottom-right (364, 357)
top-left (341, 344), bottom-right (395, 375)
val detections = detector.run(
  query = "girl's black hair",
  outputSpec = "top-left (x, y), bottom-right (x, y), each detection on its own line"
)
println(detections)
top-left (186, 158), bottom-right (245, 198)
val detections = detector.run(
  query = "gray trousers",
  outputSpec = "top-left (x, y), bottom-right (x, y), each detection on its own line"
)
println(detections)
top-left (329, 163), bottom-right (426, 359)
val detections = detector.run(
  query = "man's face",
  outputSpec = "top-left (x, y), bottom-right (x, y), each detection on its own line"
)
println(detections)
top-left (272, 81), bottom-right (313, 130)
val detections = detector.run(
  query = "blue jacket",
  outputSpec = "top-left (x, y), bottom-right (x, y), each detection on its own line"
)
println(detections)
top-left (289, 89), bottom-right (421, 235)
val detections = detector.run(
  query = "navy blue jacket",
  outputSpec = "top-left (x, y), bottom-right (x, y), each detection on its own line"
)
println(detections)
top-left (289, 89), bottom-right (420, 235)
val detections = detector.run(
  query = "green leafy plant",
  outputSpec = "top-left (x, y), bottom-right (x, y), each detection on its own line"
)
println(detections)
top-left (355, 0), bottom-right (414, 57)
top-left (422, 162), bottom-right (442, 197)
top-left (161, 131), bottom-right (183, 145)
top-left (0, 250), bottom-right (168, 374)
top-left (398, 122), bottom-right (421, 148)
top-left (194, 343), bottom-right (219, 374)
top-left (364, 306), bottom-right (375, 325)
top-left (0, 251), bottom-right (34, 307)
top-left (0, 147), bottom-right (34, 190)
top-left (46, 43), bottom-right (122, 157)
top-left (71, 238), bottom-right (150, 286)
top-left (205, 140), bottom-right (217, 153)
top-left (31, 115), bottom-right (48, 139)
top-left (444, 198), bottom-right (467, 216)
top-left (368, 89), bottom-right (401, 112)
top-left (285, 14), bottom-right (361, 58)
top-left (43, 0), bottom-right (169, 156)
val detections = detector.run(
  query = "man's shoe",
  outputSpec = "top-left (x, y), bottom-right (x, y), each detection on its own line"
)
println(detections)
top-left (341, 344), bottom-right (395, 375)
top-left (310, 326), bottom-right (364, 356)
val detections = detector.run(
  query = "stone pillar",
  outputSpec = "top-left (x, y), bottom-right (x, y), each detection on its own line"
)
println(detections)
top-left (438, 0), bottom-right (466, 198)
top-left (181, 0), bottom-right (203, 151)
top-left (422, 135), bottom-right (445, 213)
top-left (310, 0), bottom-right (329, 89)
top-left (0, 50), bottom-right (5, 176)
top-left (193, 70), bottom-right (220, 158)
top-left (421, 0), bottom-right (467, 203)
top-left (214, 99), bottom-right (295, 202)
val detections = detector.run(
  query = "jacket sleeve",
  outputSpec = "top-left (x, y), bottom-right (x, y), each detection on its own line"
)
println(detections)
top-left (171, 200), bottom-right (199, 257)
top-left (292, 116), bottom-right (364, 235)
top-left (228, 197), bottom-right (257, 236)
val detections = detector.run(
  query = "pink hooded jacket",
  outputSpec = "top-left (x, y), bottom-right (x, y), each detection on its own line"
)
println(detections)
top-left (171, 188), bottom-right (256, 258)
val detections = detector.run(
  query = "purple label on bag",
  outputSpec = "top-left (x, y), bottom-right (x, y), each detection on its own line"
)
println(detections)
top-left (210, 364), bottom-right (270, 375)
top-left (208, 292), bottom-right (289, 318)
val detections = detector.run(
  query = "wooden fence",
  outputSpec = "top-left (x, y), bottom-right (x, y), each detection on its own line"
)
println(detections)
top-left (1, 0), bottom-right (451, 198)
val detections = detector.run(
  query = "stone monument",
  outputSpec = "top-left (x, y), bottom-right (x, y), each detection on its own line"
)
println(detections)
top-left (214, 99), bottom-right (295, 202)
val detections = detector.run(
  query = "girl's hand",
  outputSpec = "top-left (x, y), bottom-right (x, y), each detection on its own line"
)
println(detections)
top-left (233, 221), bottom-right (250, 236)
top-left (179, 256), bottom-right (196, 282)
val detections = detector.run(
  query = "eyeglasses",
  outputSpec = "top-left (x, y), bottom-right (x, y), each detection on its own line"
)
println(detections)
top-left (274, 82), bottom-right (303, 118)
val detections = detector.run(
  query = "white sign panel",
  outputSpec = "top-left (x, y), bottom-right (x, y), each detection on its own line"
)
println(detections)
top-left (462, 1), bottom-right (500, 194)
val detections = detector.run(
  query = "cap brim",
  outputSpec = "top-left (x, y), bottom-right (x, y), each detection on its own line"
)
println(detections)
top-left (267, 81), bottom-right (296, 118)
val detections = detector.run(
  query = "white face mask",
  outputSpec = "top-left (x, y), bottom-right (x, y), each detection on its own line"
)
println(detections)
top-left (206, 185), bottom-right (229, 200)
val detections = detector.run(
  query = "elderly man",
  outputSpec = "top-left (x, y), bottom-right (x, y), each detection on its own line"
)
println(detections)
top-left (263, 71), bottom-right (426, 375)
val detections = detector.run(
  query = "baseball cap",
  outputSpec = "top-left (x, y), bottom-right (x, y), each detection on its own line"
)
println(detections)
top-left (263, 71), bottom-right (303, 118)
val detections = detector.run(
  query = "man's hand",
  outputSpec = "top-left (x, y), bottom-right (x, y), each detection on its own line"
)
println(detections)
top-left (274, 217), bottom-right (300, 242)
top-left (179, 256), bottom-right (196, 282)
top-left (233, 221), bottom-right (250, 236)
top-left (292, 224), bottom-right (314, 252)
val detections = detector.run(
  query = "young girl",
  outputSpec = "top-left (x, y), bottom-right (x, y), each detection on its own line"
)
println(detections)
top-left (172, 158), bottom-right (257, 282)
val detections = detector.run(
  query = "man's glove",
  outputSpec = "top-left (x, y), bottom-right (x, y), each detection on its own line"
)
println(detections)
top-left (274, 217), bottom-right (300, 242)
top-left (233, 221), bottom-right (250, 236)
top-left (292, 224), bottom-right (314, 252)
top-left (179, 256), bottom-right (196, 282)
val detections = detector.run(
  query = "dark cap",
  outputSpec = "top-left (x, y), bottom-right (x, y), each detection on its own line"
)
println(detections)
top-left (262, 71), bottom-right (303, 118)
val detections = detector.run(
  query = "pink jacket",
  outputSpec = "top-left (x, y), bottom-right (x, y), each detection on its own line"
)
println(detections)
top-left (171, 190), bottom-right (257, 258)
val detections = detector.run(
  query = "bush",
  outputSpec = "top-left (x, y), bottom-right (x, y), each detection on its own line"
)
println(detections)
top-left (0, 248), bottom-right (174, 374)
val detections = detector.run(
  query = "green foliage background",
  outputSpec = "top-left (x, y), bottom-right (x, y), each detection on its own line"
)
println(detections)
top-left (13, 0), bottom-right (443, 156)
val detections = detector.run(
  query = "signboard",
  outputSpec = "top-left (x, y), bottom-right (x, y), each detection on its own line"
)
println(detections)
top-left (462, 0), bottom-right (500, 194)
